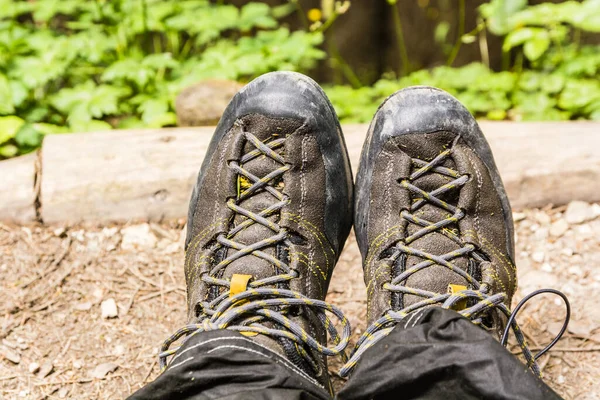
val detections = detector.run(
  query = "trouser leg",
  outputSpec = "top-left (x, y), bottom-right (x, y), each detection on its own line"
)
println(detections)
top-left (128, 330), bottom-right (330, 400)
top-left (337, 308), bottom-right (562, 400)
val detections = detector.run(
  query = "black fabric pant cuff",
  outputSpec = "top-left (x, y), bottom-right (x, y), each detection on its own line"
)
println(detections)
top-left (127, 330), bottom-right (329, 400)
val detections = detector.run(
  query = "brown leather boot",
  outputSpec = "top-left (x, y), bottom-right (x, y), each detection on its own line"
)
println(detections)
top-left (343, 86), bottom-right (526, 376)
top-left (162, 72), bottom-right (354, 392)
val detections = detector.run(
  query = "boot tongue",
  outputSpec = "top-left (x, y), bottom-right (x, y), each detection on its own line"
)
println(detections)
top-left (396, 131), bottom-right (470, 307)
top-left (222, 130), bottom-right (283, 285)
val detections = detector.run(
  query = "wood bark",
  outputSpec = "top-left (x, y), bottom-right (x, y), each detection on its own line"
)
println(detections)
top-left (0, 152), bottom-right (37, 223)
top-left (31, 122), bottom-right (600, 223)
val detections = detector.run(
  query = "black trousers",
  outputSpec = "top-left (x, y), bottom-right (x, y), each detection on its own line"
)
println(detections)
top-left (129, 308), bottom-right (561, 400)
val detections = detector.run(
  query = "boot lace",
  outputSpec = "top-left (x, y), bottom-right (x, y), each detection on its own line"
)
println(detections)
top-left (160, 126), bottom-right (350, 370)
top-left (340, 145), bottom-right (569, 378)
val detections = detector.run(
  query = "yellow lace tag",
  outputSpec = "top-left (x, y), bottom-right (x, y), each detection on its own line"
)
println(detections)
top-left (230, 274), bottom-right (253, 298)
top-left (229, 274), bottom-right (258, 337)
top-left (448, 284), bottom-right (468, 310)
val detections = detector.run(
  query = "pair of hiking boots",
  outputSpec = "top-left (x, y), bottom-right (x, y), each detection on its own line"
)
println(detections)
top-left (160, 72), bottom-right (544, 389)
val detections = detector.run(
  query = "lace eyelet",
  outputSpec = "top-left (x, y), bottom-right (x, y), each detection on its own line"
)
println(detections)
top-left (193, 303), bottom-right (203, 318)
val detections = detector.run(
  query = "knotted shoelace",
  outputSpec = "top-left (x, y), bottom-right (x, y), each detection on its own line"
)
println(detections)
top-left (340, 145), bottom-right (569, 378)
top-left (160, 127), bottom-right (351, 370)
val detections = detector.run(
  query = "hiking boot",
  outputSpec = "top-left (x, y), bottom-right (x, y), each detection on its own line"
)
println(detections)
top-left (162, 72), bottom-right (354, 391)
top-left (342, 86), bottom-right (521, 376)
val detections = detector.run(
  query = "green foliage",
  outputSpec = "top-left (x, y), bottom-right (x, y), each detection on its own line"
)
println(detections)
top-left (326, 62), bottom-right (600, 123)
top-left (330, 0), bottom-right (600, 123)
top-left (0, 0), bottom-right (599, 159)
top-left (0, 0), bottom-right (325, 158)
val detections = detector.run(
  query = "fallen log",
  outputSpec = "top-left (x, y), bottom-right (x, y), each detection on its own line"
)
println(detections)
top-left (0, 121), bottom-right (594, 224)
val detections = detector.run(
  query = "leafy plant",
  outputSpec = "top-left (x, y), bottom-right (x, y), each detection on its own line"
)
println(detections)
top-left (330, 0), bottom-right (600, 123)
top-left (0, 0), bottom-right (328, 158)
top-left (0, 0), bottom-right (599, 160)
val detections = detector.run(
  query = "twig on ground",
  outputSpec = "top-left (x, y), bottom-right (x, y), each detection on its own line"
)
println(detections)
top-left (20, 237), bottom-right (72, 289)
top-left (0, 375), bottom-right (22, 381)
top-left (143, 359), bottom-right (157, 384)
top-left (138, 287), bottom-right (179, 302)
top-left (122, 286), bottom-right (140, 316)
top-left (512, 346), bottom-right (600, 354)
top-left (0, 314), bottom-right (31, 340)
top-left (127, 266), bottom-right (160, 288)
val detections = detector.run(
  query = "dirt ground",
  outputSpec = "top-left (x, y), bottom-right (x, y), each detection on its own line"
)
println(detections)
top-left (1, 203), bottom-right (599, 399)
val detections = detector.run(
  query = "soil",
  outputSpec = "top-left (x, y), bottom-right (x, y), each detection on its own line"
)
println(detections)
top-left (1, 204), bottom-right (599, 399)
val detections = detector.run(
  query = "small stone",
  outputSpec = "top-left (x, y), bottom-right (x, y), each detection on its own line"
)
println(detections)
top-left (163, 242), bottom-right (180, 255)
top-left (519, 270), bottom-right (558, 293)
top-left (577, 224), bottom-right (593, 237)
top-left (529, 223), bottom-right (539, 232)
top-left (541, 263), bottom-right (553, 272)
top-left (28, 362), bottom-right (40, 374)
top-left (549, 219), bottom-right (569, 237)
top-left (561, 248), bottom-right (574, 257)
top-left (568, 320), bottom-right (594, 337)
top-left (53, 227), bottom-right (66, 237)
top-left (93, 288), bottom-right (103, 299)
top-left (0, 345), bottom-right (21, 364)
top-left (90, 362), bottom-right (118, 379)
top-left (73, 359), bottom-right (83, 369)
top-left (74, 302), bottom-right (92, 311)
top-left (101, 299), bottom-right (118, 319)
top-left (557, 375), bottom-right (565, 384)
top-left (513, 212), bottom-right (526, 222)
top-left (102, 227), bottom-right (119, 237)
top-left (37, 361), bottom-right (54, 379)
top-left (58, 387), bottom-right (69, 399)
top-left (592, 203), bottom-right (600, 218)
top-left (18, 390), bottom-right (29, 398)
top-left (565, 201), bottom-right (594, 224)
top-left (113, 344), bottom-right (126, 356)
top-left (534, 212), bottom-right (551, 225)
top-left (531, 251), bottom-right (545, 263)
top-left (121, 224), bottom-right (158, 250)
top-left (2, 339), bottom-right (17, 348)
top-left (70, 229), bottom-right (85, 242)
top-left (534, 227), bottom-right (548, 240)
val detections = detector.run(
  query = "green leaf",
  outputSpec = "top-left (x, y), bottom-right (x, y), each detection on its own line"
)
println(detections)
top-left (479, 0), bottom-right (527, 35)
top-left (142, 53), bottom-right (179, 71)
top-left (486, 109), bottom-right (507, 120)
top-left (117, 116), bottom-right (146, 129)
top-left (558, 80), bottom-right (600, 111)
top-left (503, 27), bottom-right (546, 52)
top-left (138, 99), bottom-right (174, 128)
top-left (239, 3), bottom-right (277, 31)
top-left (523, 32), bottom-right (550, 61)
top-left (0, 144), bottom-right (18, 158)
top-left (15, 124), bottom-right (44, 147)
top-left (434, 22), bottom-right (450, 44)
top-left (102, 59), bottom-right (153, 87)
top-left (33, 123), bottom-right (69, 135)
top-left (51, 81), bottom-right (131, 124)
top-left (0, 115), bottom-right (25, 144)
top-left (69, 119), bottom-right (112, 133)
top-left (0, 74), bottom-right (14, 115)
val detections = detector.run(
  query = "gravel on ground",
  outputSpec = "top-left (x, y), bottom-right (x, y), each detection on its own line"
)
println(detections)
top-left (1, 202), bottom-right (599, 399)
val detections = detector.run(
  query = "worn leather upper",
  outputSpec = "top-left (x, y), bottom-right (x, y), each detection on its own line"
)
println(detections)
top-left (183, 72), bottom-right (353, 389)
top-left (355, 87), bottom-right (517, 336)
